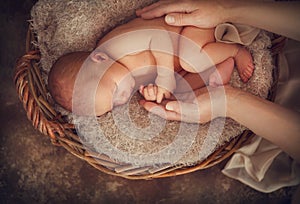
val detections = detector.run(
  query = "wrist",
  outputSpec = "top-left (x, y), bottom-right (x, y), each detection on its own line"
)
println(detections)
top-left (224, 86), bottom-right (244, 119)
top-left (217, 0), bottom-right (233, 23)
top-left (218, 0), bottom-right (244, 24)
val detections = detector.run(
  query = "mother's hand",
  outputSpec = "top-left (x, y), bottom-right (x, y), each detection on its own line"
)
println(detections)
top-left (136, 0), bottom-right (228, 28)
top-left (139, 85), bottom-right (231, 123)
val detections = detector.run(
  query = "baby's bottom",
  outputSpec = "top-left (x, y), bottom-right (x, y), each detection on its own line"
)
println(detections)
top-left (175, 57), bottom-right (234, 93)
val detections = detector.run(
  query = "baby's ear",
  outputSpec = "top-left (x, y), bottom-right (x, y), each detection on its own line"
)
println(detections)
top-left (90, 50), bottom-right (109, 63)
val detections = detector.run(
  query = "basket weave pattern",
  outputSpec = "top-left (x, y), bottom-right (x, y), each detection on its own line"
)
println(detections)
top-left (14, 26), bottom-right (283, 179)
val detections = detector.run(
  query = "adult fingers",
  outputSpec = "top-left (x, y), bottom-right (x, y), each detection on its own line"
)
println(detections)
top-left (139, 100), bottom-right (183, 121)
top-left (166, 101), bottom-right (199, 117)
top-left (164, 12), bottom-right (197, 26)
top-left (140, 99), bottom-right (202, 123)
top-left (170, 101), bottom-right (201, 123)
top-left (138, 0), bottom-right (193, 20)
top-left (136, 1), bottom-right (162, 17)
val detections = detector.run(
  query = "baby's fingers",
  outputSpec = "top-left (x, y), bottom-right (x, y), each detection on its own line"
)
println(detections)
top-left (156, 91), bottom-right (164, 104)
top-left (156, 87), bottom-right (170, 103)
top-left (147, 84), bottom-right (157, 98)
top-left (140, 84), bottom-right (158, 101)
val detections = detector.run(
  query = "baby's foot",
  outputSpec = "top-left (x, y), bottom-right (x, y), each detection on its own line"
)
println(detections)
top-left (209, 57), bottom-right (234, 87)
top-left (234, 46), bottom-right (254, 82)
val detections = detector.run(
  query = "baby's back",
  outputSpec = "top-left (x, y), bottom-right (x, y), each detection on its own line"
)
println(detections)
top-left (96, 17), bottom-right (182, 77)
top-left (97, 17), bottom-right (182, 46)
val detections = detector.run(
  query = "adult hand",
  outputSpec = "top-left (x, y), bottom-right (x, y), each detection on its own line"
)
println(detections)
top-left (139, 85), bottom-right (231, 123)
top-left (137, 0), bottom-right (300, 41)
top-left (136, 0), bottom-right (227, 28)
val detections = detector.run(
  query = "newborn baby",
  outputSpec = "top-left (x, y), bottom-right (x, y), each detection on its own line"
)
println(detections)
top-left (48, 17), bottom-right (254, 116)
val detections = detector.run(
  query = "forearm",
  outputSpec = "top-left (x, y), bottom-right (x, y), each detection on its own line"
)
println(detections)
top-left (224, 0), bottom-right (300, 41)
top-left (150, 29), bottom-right (176, 92)
top-left (155, 63), bottom-right (176, 92)
top-left (226, 88), bottom-right (300, 162)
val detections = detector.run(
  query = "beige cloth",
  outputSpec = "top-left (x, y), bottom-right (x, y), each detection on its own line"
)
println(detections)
top-left (215, 23), bottom-right (260, 46)
top-left (222, 39), bottom-right (300, 193)
top-left (223, 135), bottom-right (300, 193)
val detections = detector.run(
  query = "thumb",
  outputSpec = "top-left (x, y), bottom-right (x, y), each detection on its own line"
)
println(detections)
top-left (166, 100), bottom-right (200, 123)
top-left (165, 101), bottom-right (181, 113)
top-left (165, 13), bottom-right (195, 26)
top-left (166, 100), bottom-right (198, 115)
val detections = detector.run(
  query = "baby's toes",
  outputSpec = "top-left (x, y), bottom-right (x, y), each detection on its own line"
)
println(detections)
top-left (243, 69), bottom-right (251, 78)
top-left (246, 66), bottom-right (254, 78)
top-left (241, 73), bottom-right (249, 82)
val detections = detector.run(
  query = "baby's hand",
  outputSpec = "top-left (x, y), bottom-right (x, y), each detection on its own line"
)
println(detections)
top-left (139, 84), bottom-right (171, 103)
top-left (156, 85), bottom-right (171, 103)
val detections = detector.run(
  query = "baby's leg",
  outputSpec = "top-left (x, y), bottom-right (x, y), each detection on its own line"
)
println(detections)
top-left (175, 70), bottom-right (206, 93)
top-left (176, 58), bottom-right (234, 92)
top-left (234, 47), bottom-right (254, 82)
top-left (202, 43), bottom-right (254, 82)
top-left (179, 26), bottom-right (215, 73)
top-left (208, 57), bottom-right (234, 87)
top-left (179, 26), bottom-right (254, 82)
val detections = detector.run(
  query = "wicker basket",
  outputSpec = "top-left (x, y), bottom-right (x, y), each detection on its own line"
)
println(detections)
top-left (14, 25), bottom-right (284, 179)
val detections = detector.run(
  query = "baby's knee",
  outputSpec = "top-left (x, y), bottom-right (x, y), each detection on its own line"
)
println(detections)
top-left (179, 44), bottom-right (210, 73)
top-left (179, 48), bottom-right (212, 73)
top-left (178, 43), bottom-right (199, 73)
top-left (179, 57), bottom-right (198, 73)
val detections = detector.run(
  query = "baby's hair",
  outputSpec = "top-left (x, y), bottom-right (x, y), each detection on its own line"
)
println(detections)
top-left (48, 51), bottom-right (90, 111)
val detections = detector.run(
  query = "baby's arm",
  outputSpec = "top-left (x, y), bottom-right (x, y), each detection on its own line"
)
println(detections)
top-left (179, 26), bottom-right (216, 73)
top-left (149, 29), bottom-right (176, 103)
top-left (132, 29), bottom-right (176, 103)
top-left (99, 29), bottom-right (176, 103)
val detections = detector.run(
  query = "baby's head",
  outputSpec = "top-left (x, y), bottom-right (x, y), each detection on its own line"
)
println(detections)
top-left (48, 50), bottom-right (135, 116)
top-left (48, 51), bottom-right (89, 112)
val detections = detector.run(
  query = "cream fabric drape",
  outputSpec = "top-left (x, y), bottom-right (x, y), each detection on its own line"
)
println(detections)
top-left (222, 37), bottom-right (300, 193)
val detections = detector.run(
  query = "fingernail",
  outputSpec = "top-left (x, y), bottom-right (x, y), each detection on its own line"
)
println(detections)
top-left (166, 104), bottom-right (173, 111)
top-left (165, 15), bottom-right (175, 24)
